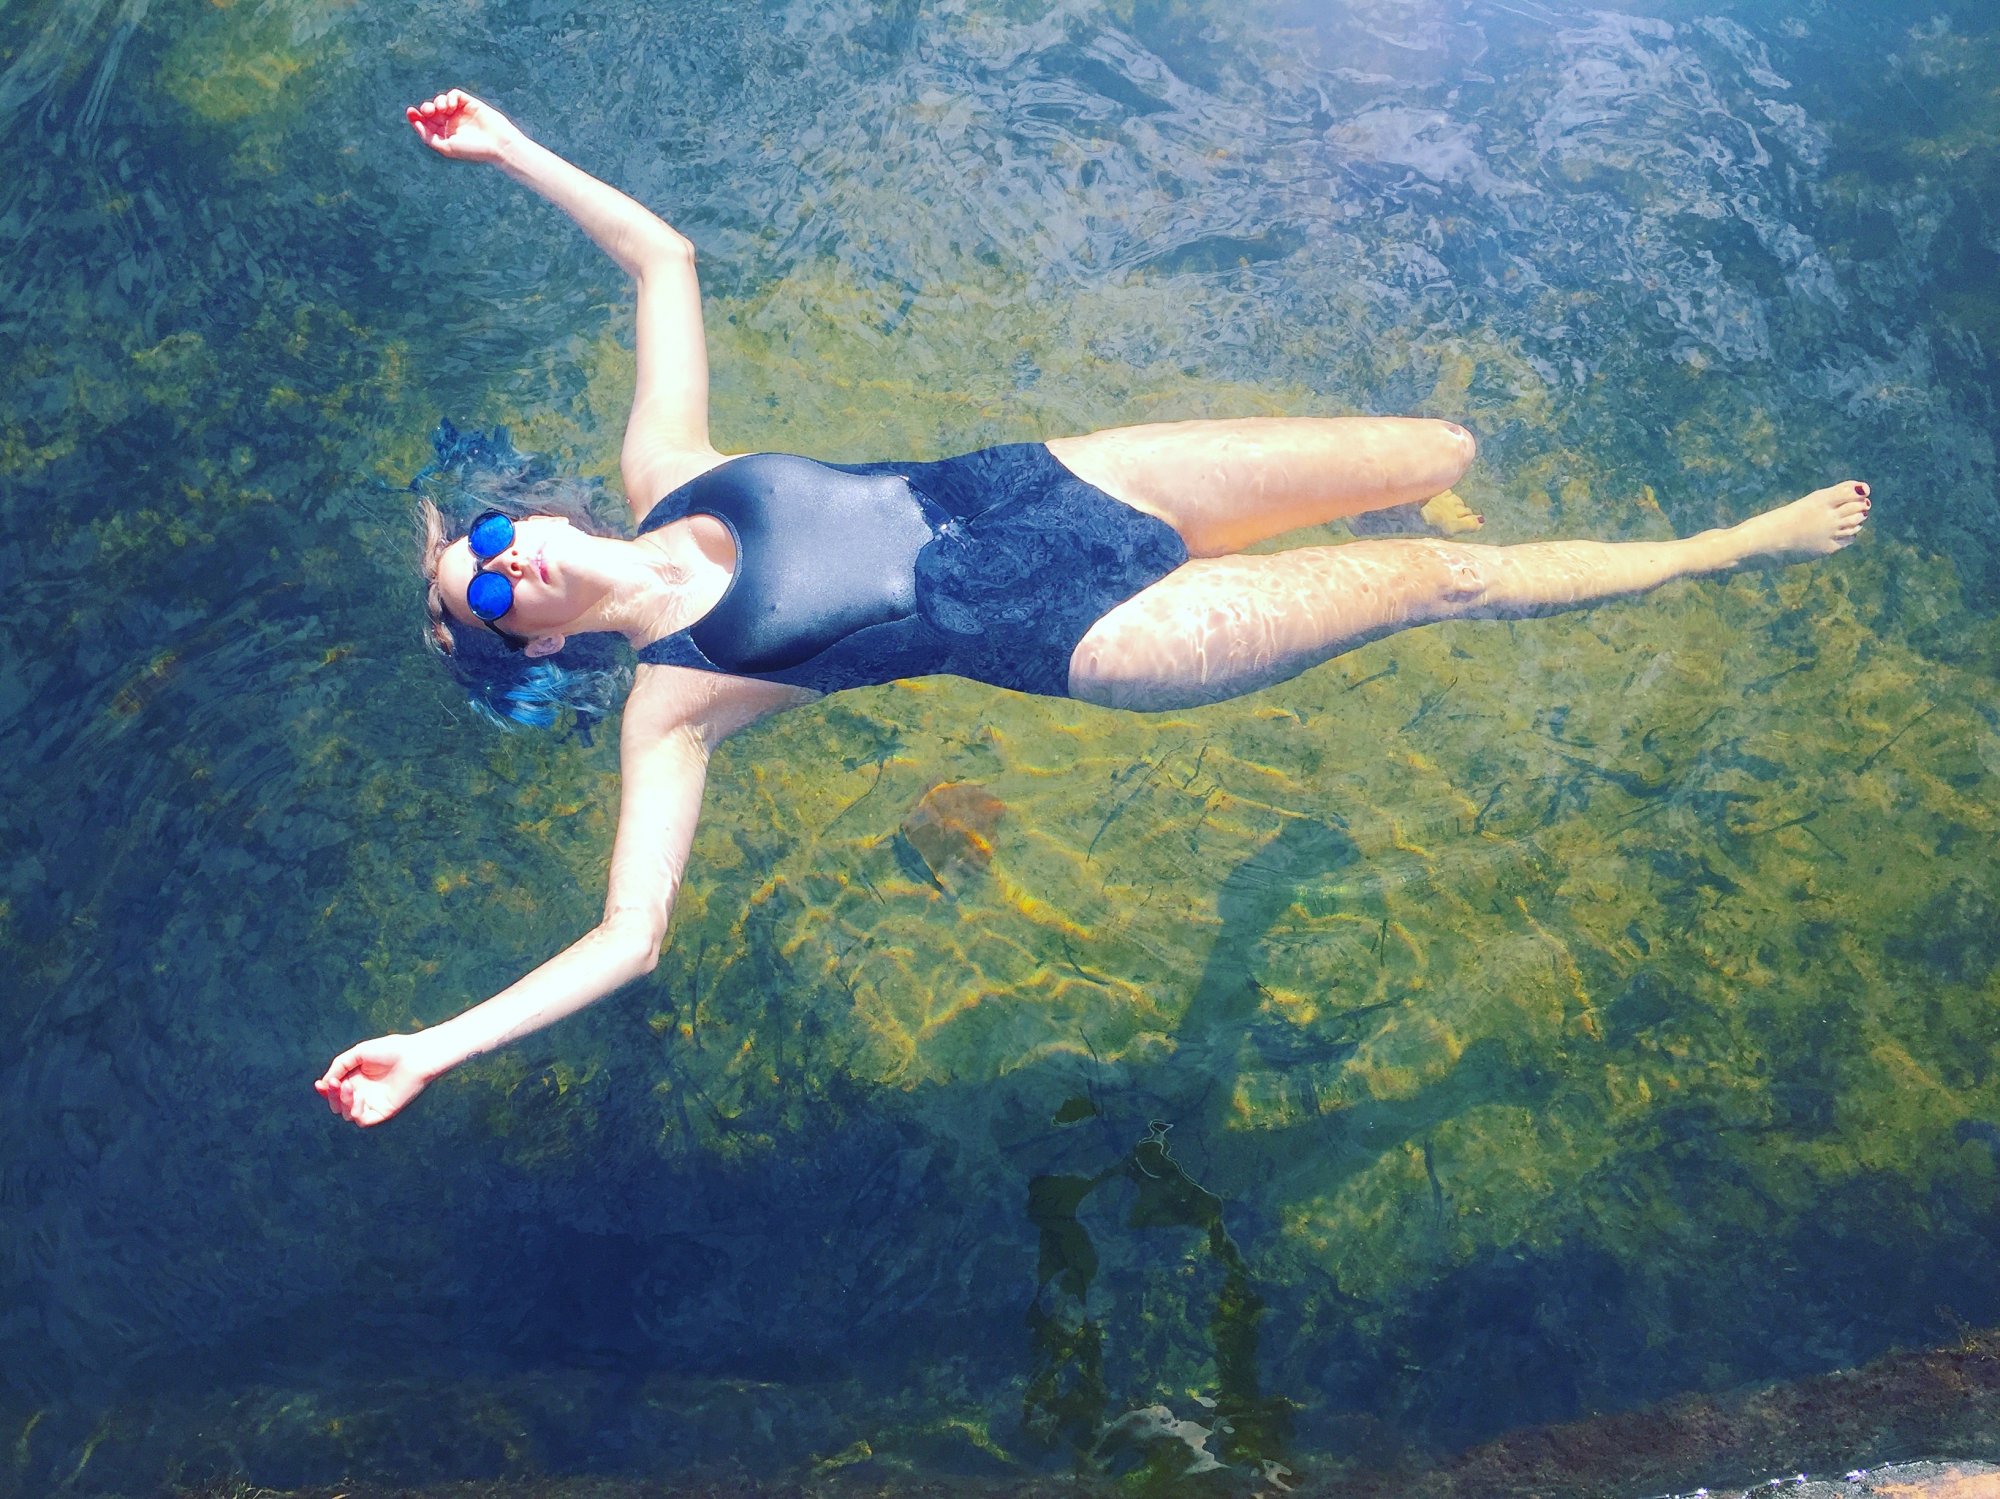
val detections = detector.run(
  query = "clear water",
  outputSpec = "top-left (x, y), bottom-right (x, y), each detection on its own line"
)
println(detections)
top-left (4, 0), bottom-right (1999, 1492)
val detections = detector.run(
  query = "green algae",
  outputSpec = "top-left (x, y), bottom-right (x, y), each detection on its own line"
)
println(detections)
top-left (8, 0), bottom-right (2000, 1492)
top-left (157, 0), bottom-right (347, 132)
top-left (342, 242), bottom-right (2000, 1459)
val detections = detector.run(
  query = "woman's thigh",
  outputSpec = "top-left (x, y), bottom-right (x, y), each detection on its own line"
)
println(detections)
top-left (1065, 539), bottom-right (1484, 711)
top-left (1047, 416), bottom-right (1475, 558)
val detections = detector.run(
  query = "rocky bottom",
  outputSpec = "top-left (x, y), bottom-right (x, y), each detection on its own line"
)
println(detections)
top-left (156, 1461), bottom-right (2000, 1499)
top-left (137, 1329), bottom-right (2000, 1499)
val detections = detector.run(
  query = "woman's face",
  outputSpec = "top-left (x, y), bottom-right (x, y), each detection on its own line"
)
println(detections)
top-left (434, 514), bottom-right (584, 644)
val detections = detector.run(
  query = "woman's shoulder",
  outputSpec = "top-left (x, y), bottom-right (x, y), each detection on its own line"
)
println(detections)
top-left (625, 655), bottom-right (819, 745)
top-left (628, 448), bottom-right (739, 531)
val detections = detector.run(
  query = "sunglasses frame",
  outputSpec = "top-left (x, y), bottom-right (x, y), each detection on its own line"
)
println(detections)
top-left (464, 509), bottom-right (531, 651)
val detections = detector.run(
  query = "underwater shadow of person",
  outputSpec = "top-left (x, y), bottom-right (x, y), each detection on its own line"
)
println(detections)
top-left (1017, 811), bottom-right (1622, 1459)
top-left (1020, 816), bottom-right (1367, 1469)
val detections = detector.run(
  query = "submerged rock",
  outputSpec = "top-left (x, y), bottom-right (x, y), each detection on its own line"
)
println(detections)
top-left (897, 780), bottom-right (1006, 894)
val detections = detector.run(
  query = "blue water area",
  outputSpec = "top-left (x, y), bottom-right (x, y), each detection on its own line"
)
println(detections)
top-left (4, 0), bottom-right (2000, 1493)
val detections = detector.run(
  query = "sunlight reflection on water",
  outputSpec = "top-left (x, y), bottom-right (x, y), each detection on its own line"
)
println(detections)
top-left (3, 0), bottom-right (1999, 1492)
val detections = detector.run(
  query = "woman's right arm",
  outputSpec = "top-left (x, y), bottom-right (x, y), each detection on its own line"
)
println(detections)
top-left (316, 672), bottom-right (800, 1128)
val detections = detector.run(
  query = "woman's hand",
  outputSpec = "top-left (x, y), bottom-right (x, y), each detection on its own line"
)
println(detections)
top-left (405, 89), bottom-right (522, 165)
top-left (316, 1032), bottom-right (452, 1128)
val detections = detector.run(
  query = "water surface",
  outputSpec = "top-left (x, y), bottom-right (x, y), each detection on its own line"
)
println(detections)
top-left (4, 0), bottom-right (1999, 1492)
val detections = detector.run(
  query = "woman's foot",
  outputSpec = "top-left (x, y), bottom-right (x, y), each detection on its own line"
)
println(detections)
top-left (1420, 489), bottom-right (1484, 535)
top-left (1725, 481), bottom-right (1871, 564)
top-left (1347, 489), bottom-right (1485, 538)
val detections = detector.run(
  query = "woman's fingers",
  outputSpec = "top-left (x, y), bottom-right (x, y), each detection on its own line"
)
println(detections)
top-left (405, 91), bottom-right (494, 159)
top-left (317, 1051), bottom-right (365, 1122)
top-left (408, 90), bottom-right (475, 117)
top-left (345, 1082), bottom-right (388, 1127)
top-left (319, 1068), bottom-right (411, 1126)
top-left (322, 1045), bottom-right (363, 1086)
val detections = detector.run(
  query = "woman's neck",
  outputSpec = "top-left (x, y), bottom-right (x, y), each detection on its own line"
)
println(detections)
top-left (583, 523), bottom-right (730, 648)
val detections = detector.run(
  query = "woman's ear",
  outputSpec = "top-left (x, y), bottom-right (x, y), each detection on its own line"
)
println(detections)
top-left (524, 634), bottom-right (567, 659)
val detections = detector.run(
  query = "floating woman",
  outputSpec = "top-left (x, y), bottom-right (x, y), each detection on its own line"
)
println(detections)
top-left (316, 90), bottom-right (1870, 1127)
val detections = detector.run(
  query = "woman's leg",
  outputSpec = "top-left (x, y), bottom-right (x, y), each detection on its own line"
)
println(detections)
top-left (1068, 483), bottom-right (1871, 710)
top-left (1046, 416), bottom-right (1477, 557)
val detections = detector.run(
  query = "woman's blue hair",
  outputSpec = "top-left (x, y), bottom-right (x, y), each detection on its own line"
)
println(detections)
top-left (415, 420), bottom-right (632, 741)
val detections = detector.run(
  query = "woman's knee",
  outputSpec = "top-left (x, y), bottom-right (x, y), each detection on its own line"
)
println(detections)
top-left (1429, 419), bottom-right (1477, 484)
top-left (1352, 418), bottom-right (1475, 503)
top-left (1387, 539), bottom-right (1491, 616)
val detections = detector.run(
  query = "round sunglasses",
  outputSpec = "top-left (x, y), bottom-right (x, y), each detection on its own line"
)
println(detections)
top-left (463, 509), bottom-right (530, 649)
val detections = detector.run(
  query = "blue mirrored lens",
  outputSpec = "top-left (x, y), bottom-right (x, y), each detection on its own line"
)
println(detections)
top-left (467, 511), bottom-right (514, 560)
top-left (466, 570), bottom-right (515, 622)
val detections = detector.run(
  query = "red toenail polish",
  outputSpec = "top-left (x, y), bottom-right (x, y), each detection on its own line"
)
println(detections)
top-left (1855, 484), bottom-right (1866, 494)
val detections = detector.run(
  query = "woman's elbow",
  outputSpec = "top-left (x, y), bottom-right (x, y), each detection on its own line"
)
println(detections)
top-left (599, 914), bottom-right (665, 976)
top-left (637, 228), bottom-right (694, 274)
top-left (621, 924), bottom-right (665, 976)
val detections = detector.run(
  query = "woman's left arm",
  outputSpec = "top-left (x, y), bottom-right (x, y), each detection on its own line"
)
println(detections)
top-left (408, 90), bottom-right (688, 277)
top-left (407, 90), bottom-right (716, 490)
top-left (490, 123), bottom-right (718, 479)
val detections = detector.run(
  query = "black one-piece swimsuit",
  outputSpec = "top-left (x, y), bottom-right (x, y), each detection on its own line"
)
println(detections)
top-left (635, 443), bottom-right (1188, 700)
